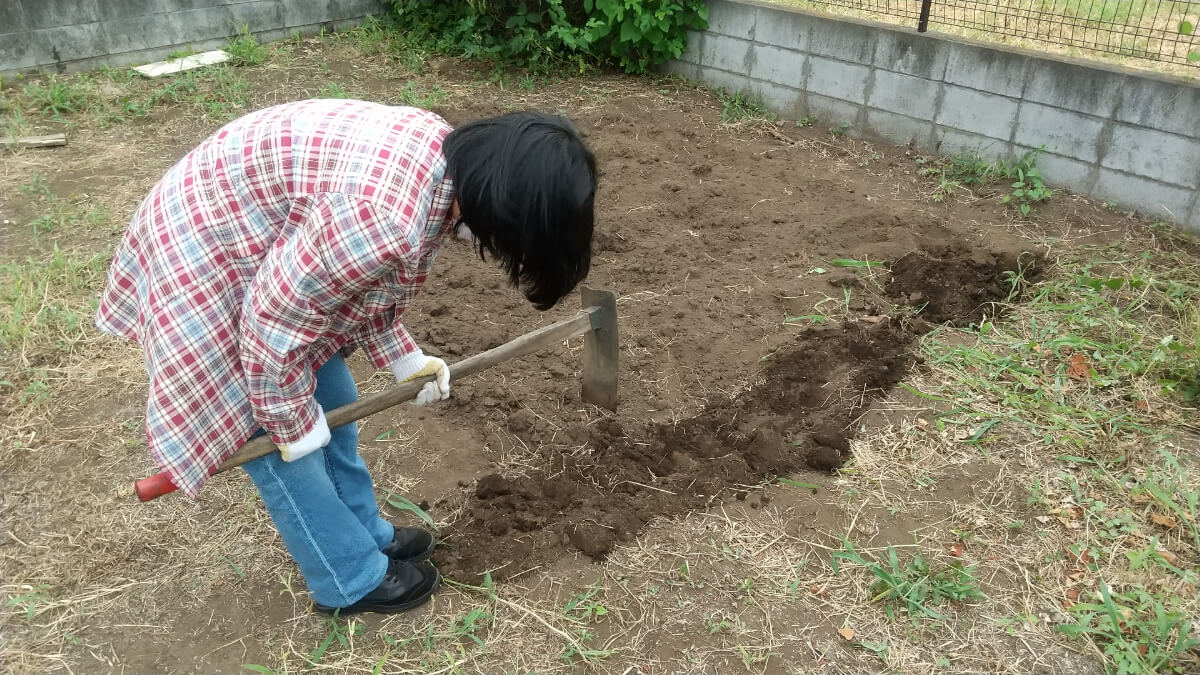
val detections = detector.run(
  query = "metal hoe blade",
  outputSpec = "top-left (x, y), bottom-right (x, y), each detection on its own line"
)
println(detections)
top-left (579, 285), bottom-right (619, 411)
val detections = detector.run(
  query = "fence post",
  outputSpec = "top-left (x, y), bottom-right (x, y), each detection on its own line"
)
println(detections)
top-left (917, 0), bottom-right (932, 32)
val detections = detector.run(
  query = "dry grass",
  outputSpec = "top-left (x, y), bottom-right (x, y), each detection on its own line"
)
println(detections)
top-left (3, 26), bottom-right (1198, 675)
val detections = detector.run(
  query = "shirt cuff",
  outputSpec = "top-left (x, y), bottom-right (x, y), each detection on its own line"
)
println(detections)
top-left (361, 321), bottom-right (419, 370)
top-left (266, 397), bottom-right (322, 446)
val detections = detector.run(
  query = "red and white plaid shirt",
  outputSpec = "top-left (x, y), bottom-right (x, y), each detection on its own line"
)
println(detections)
top-left (96, 99), bottom-right (456, 497)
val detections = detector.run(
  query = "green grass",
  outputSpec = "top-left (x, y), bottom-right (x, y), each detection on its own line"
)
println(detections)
top-left (0, 247), bottom-right (109, 366)
top-left (227, 24), bottom-right (268, 66)
top-left (397, 82), bottom-right (448, 108)
top-left (916, 242), bottom-right (1200, 445)
top-left (920, 147), bottom-right (1053, 215)
top-left (907, 232), bottom-right (1200, 674)
top-left (714, 87), bottom-right (776, 124)
top-left (830, 540), bottom-right (985, 621)
top-left (317, 82), bottom-right (351, 99)
top-left (22, 76), bottom-right (95, 117)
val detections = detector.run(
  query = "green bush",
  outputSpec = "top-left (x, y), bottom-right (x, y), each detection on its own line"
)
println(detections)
top-left (389, 0), bottom-right (708, 74)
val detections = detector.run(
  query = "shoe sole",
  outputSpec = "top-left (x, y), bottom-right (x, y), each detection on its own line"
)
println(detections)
top-left (314, 567), bottom-right (441, 616)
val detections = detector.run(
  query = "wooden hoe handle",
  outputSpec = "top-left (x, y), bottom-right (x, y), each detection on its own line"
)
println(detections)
top-left (134, 308), bottom-right (600, 502)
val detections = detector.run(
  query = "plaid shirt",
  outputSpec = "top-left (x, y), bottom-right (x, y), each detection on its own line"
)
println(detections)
top-left (96, 99), bottom-right (456, 497)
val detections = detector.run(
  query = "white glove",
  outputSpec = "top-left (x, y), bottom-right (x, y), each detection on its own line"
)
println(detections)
top-left (278, 404), bottom-right (331, 462)
top-left (391, 349), bottom-right (450, 406)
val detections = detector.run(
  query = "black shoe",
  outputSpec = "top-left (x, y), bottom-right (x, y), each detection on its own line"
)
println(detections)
top-left (314, 560), bottom-right (440, 616)
top-left (382, 527), bottom-right (436, 563)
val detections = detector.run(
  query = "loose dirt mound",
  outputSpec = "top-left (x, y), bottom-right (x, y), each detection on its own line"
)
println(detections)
top-left (434, 235), bottom-right (1037, 580)
top-left (887, 243), bottom-right (1037, 324)
top-left (435, 321), bottom-right (916, 580)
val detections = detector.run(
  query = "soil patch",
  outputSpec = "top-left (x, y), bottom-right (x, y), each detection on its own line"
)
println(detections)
top-left (886, 243), bottom-right (1040, 324)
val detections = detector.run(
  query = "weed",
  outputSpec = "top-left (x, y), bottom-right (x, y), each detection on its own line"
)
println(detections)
top-left (398, 82), bottom-right (448, 108)
top-left (796, 115), bottom-right (816, 127)
top-left (714, 88), bottom-right (775, 124)
top-left (317, 82), bottom-right (351, 99)
top-left (227, 24), bottom-right (268, 66)
top-left (167, 46), bottom-right (197, 61)
top-left (562, 583), bottom-right (609, 621)
top-left (5, 584), bottom-right (51, 621)
top-left (829, 121), bottom-right (851, 136)
top-left (0, 247), bottom-right (109, 364)
top-left (23, 76), bottom-right (93, 117)
top-left (1057, 581), bottom-right (1199, 674)
top-left (307, 613), bottom-right (365, 665)
top-left (19, 174), bottom-right (52, 199)
top-left (385, 493), bottom-right (434, 526)
top-left (831, 540), bottom-right (985, 620)
top-left (1001, 147), bottom-right (1053, 216)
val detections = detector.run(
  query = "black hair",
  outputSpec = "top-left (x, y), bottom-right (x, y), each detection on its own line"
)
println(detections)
top-left (443, 110), bottom-right (597, 310)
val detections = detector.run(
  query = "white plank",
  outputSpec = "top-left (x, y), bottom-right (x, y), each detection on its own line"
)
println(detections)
top-left (134, 50), bottom-right (231, 78)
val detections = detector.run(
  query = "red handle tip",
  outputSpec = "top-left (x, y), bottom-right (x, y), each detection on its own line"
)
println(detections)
top-left (135, 473), bottom-right (178, 502)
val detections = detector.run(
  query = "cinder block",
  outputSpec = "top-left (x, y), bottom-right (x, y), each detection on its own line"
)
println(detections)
top-left (1187, 202), bottom-right (1200, 234)
top-left (807, 55), bottom-right (870, 104)
top-left (695, 65), bottom-right (752, 98)
top-left (22, 0), bottom-right (101, 29)
top-left (749, 80), bottom-right (803, 119)
top-left (662, 59), bottom-right (700, 82)
top-left (936, 86), bottom-right (1018, 140)
top-left (101, 14), bottom-right (178, 55)
top-left (701, 33), bottom-right (752, 74)
top-left (1094, 169), bottom-right (1196, 222)
top-left (707, 0), bottom-right (756, 40)
top-left (865, 108), bottom-right (935, 147)
top-left (804, 16), bottom-right (875, 64)
top-left (749, 44), bottom-right (806, 88)
top-left (804, 93), bottom-right (862, 128)
top-left (163, 0), bottom-right (228, 11)
top-left (228, 0), bottom-right (284, 32)
top-left (868, 70), bottom-right (940, 120)
top-left (942, 42), bottom-right (1029, 98)
top-left (104, 0), bottom-right (163, 19)
top-left (1023, 59), bottom-right (1124, 118)
top-left (935, 127), bottom-right (1012, 159)
top-left (40, 22), bottom-right (109, 64)
top-left (1015, 148), bottom-right (1095, 194)
top-left (1013, 102), bottom-right (1106, 163)
top-left (753, 4), bottom-right (810, 51)
top-left (1102, 124), bottom-right (1200, 189)
top-left (168, 6), bottom-right (237, 42)
top-left (0, 31), bottom-right (49, 71)
top-left (1114, 76), bottom-right (1200, 140)
top-left (874, 29), bottom-right (947, 80)
top-left (678, 29), bottom-right (705, 64)
top-left (0, 3), bottom-right (27, 32)
top-left (284, 0), bottom-right (381, 28)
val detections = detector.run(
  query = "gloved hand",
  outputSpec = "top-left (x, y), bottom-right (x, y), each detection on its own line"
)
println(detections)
top-left (391, 349), bottom-right (450, 406)
top-left (278, 404), bottom-right (331, 462)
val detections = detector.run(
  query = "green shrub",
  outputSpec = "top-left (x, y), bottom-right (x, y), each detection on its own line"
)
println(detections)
top-left (389, 0), bottom-right (707, 74)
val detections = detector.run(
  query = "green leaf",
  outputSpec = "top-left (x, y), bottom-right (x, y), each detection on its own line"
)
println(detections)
top-left (778, 477), bottom-right (821, 490)
top-left (375, 430), bottom-right (394, 441)
top-left (1180, 20), bottom-right (1194, 35)
top-left (244, 665), bottom-right (276, 675)
top-left (831, 258), bottom-right (883, 268)
top-left (387, 494), bottom-right (435, 527)
top-left (619, 20), bottom-right (642, 42)
top-left (1189, 51), bottom-right (1200, 63)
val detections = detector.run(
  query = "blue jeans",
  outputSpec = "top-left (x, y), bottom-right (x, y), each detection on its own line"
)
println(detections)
top-left (243, 354), bottom-right (395, 608)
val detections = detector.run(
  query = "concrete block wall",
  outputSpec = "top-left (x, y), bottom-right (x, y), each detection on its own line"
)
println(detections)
top-left (1, 0), bottom-right (386, 77)
top-left (666, 0), bottom-right (1200, 231)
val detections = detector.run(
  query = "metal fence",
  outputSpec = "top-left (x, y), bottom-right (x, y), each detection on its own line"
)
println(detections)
top-left (803, 0), bottom-right (1200, 67)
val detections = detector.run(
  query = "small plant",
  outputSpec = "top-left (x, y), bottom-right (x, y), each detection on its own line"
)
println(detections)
top-left (398, 82), bottom-right (448, 108)
top-left (563, 582), bottom-right (609, 621)
top-left (714, 88), bottom-right (774, 124)
top-left (1056, 581), bottom-right (1199, 674)
top-left (796, 115), bottom-right (816, 127)
top-left (829, 121), bottom-right (851, 136)
top-left (831, 540), bottom-right (985, 620)
top-left (24, 76), bottom-right (93, 117)
top-left (307, 613), bottom-right (365, 665)
top-left (167, 46), bottom-right (197, 60)
top-left (317, 82), bottom-right (351, 99)
top-left (226, 24), bottom-right (268, 66)
top-left (1001, 147), bottom-right (1053, 216)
